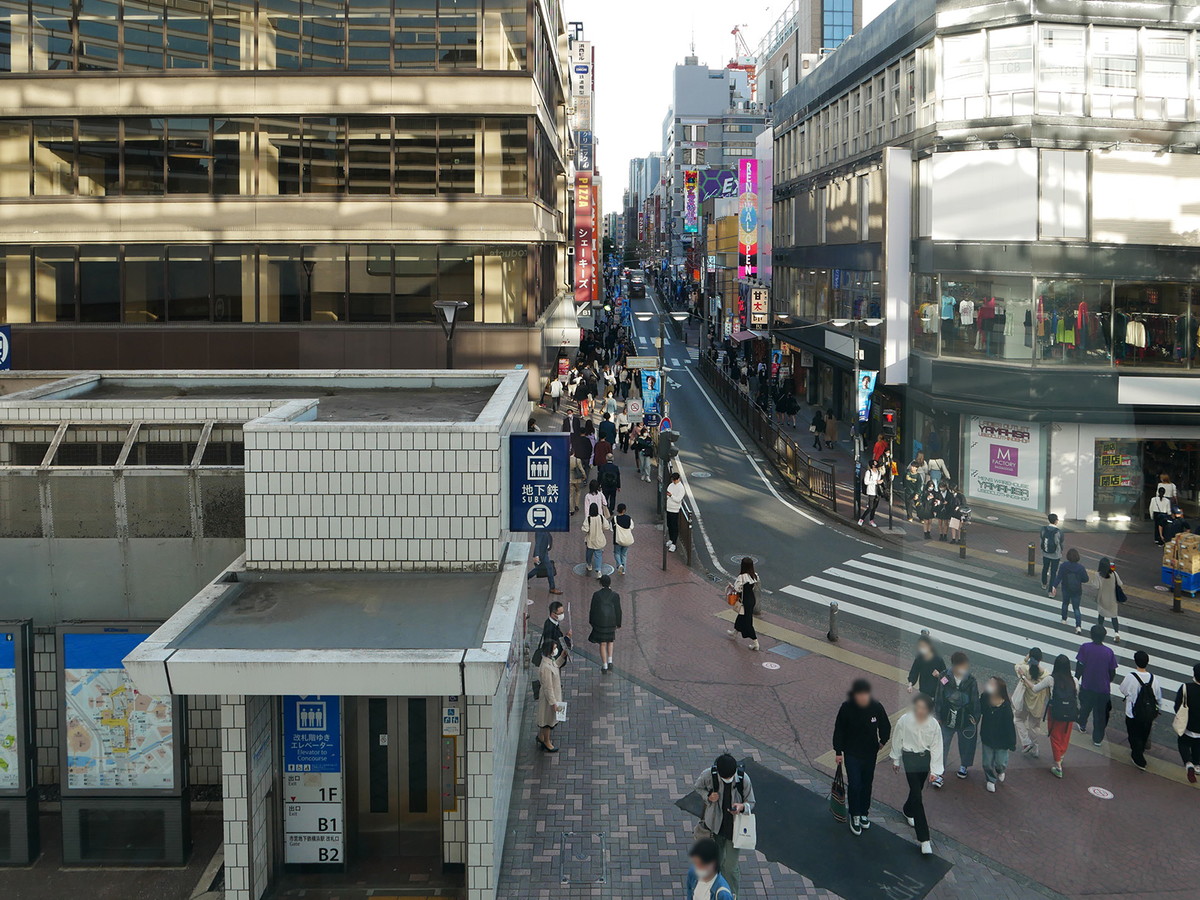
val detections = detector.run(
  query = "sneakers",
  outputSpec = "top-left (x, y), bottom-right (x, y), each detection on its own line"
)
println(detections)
top-left (857, 518), bottom-right (864, 526)
top-left (1077, 724), bottom-right (1086, 734)
top-left (1187, 764), bottom-right (1197, 784)
top-left (920, 841), bottom-right (933, 856)
top-left (1021, 743), bottom-right (1036, 756)
top-left (748, 640), bottom-right (760, 651)
top-left (666, 541), bottom-right (676, 552)
top-left (1092, 741), bottom-right (1103, 748)
top-left (931, 775), bottom-right (943, 789)
top-left (585, 565), bottom-right (593, 572)
top-left (1051, 765), bottom-right (1063, 778)
top-left (1060, 618), bottom-right (1068, 625)
top-left (1133, 756), bottom-right (1147, 771)
top-left (869, 521), bottom-right (878, 528)
top-left (998, 772), bottom-right (1006, 783)
top-left (956, 766), bottom-right (968, 779)
top-left (986, 782), bottom-right (996, 793)
top-left (617, 565), bottom-right (625, 575)
top-left (849, 815), bottom-right (863, 836)
top-left (906, 816), bottom-right (916, 827)
top-left (727, 629), bottom-right (737, 637)
top-left (860, 816), bottom-right (871, 830)
top-left (1113, 633), bottom-right (1121, 643)
top-left (1075, 626), bottom-right (1082, 634)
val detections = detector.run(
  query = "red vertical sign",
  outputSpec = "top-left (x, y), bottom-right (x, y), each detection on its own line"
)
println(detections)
top-left (574, 173), bottom-right (594, 305)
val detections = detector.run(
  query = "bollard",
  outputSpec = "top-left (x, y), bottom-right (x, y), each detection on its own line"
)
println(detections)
top-left (959, 534), bottom-right (967, 560)
top-left (1174, 569), bottom-right (1184, 614)
top-left (827, 601), bottom-right (839, 643)
top-left (1027, 543), bottom-right (1036, 577)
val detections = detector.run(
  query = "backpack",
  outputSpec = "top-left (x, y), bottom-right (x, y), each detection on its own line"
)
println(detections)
top-left (710, 765), bottom-right (748, 802)
top-left (1040, 525), bottom-right (1060, 555)
top-left (1049, 680), bottom-right (1078, 723)
top-left (1131, 673), bottom-right (1159, 725)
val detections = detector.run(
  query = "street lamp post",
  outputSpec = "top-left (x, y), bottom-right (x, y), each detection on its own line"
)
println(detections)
top-left (831, 317), bottom-right (883, 521)
top-left (433, 300), bottom-right (470, 369)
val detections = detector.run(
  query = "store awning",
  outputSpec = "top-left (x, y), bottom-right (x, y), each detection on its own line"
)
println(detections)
top-left (731, 330), bottom-right (768, 342)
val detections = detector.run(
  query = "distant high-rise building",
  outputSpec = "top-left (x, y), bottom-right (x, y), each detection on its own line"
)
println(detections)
top-left (756, 0), bottom-right (864, 109)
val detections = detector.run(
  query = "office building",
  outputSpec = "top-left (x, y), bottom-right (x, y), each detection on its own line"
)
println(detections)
top-left (771, 0), bottom-right (1200, 522)
top-left (756, 0), bottom-right (864, 108)
top-left (0, 1), bottom-right (574, 384)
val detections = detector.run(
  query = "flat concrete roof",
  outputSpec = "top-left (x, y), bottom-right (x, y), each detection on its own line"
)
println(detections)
top-left (171, 571), bottom-right (497, 652)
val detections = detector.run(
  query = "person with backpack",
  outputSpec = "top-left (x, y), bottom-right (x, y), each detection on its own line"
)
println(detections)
top-left (889, 693), bottom-right (943, 856)
top-left (1050, 548), bottom-right (1090, 634)
top-left (581, 502), bottom-right (609, 577)
top-left (833, 679), bottom-right (892, 835)
top-left (684, 838), bottom-right (734, 900)
top-left (1119, 650), bottom-right (1161, 770)
top-left (1039, 514), bottom-right (1063, 592)
top-left (1094, 558), bottom-right (1124, 643)
top-left (1013, 647), bottom-right (1052, 757)
top-left (612, 503), bottom-right (635, 575)
top-left (1047, 654), bottom-right (1079, 778)
top-left (933, 651), bottom-right (980, 786)
top-left (692, 754), bottom-right (756, 897)
top-left (1075, 624), bottom-right (1118, 747)
top-left (597, 453), bottom-right (622, 512)
top-left (1175, 662), bottom-right (1200, 783)
top-left (979, 677), bottom-right (1017, 793)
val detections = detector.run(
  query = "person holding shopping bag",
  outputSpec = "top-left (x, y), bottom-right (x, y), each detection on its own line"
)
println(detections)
top-left (581, 502), bottom-right (609, 577)
top-left (833, 679), bottom-right (891, 836)
top-left (692, 754), bottom-right (756, 898)
top-left (726, 557), bottom-right (761, 651)
top-left (612, 503), bottom-right (635, 575)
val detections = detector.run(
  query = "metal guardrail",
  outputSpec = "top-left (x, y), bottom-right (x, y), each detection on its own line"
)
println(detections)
top-left (697, 354), bottom-right (838, 514)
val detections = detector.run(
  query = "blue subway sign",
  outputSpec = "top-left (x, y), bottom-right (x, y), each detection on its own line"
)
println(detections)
top-left (509, 432), bottom-right (570, 533)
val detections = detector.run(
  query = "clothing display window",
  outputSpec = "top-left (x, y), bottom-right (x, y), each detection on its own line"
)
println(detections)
top-left (1110, 283), bottom-right (1194, 369)
top-left (1033, 279), bottom-right (1112, 367)
top-left (911, 274), bottom-right (939, 355)
top-left (938, 276), bottom-right (1033, 362)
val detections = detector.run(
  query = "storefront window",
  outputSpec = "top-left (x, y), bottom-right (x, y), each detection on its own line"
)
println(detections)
top-left (1112, 282), bottom-right (1193, 368)
top-left (1033, 279), bottom-right (1111, 366)
top-left (124, 244), bottom-right (166, 322)
top-left (348, 244), bottom-right (392, 322)
top-left (911, 274), bottom-right (938, 355)
top-left (939, 276), bottom-right (1034, 363)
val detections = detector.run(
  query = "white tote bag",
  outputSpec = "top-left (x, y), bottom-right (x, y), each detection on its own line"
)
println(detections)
top-left (732, 811), bottom-right (757, 850)
top-left (1173, 687), bottom-right (1189, 737)
top-left (555, 701), bottom-right (568, 723)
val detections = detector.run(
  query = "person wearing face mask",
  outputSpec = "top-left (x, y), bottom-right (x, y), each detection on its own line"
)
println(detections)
top-left (907, 635), bottom-right (946, 697)
top-left (890, 694), bottom-right (943, 856)
top-left (536, 637), bottom-right (567, 753)
top-left (684, 838), bottom-right (734, 900)
top-left (832, 679), bottom-right (892, 835)
top-left (692, 753), bottom-right (756, 897)
top-left (979, 677), bottom-right (1017, 792)
top-left (932, 651), bottom-right (980, 786)
top-left (540, 600), bottom-right (572, 652)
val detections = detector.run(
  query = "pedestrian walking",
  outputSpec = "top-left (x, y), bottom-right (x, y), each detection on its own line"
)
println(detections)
top-left (587, 574), bottom-right (622, 673)
top-left (597, 412), bottom-right (616, 445)
top-left (581, 502), bottom-right (609, 576)
top-left (570, 425), bottom-right (593, 483)
top-left (1094, 558), bottom-right (1123, 642)
top-left (907, 635), bottom-right (946, 697)
top-left (593, 431), bottom-right (613, 469)
top-left (833, 679), bottom-right (891, 835)
top-left (527, 531), bottom-right (564, 597)
top-left (726, 556), bottom-right (761, 651)
top-left (616, 407), bottom-right (631, 453)
top-left (1039, 514), bottom-right (1064, 592)
top-left (535, 636), bottom-right (566, 753)
top-left (633, 428), bottom-right (654, 482)
top-left (1119, 650), bottom-right (1161, 770)
top-left (569, 455), bottom-right (586, 514)
top-left (810, 409), bottom-right (825, 451)
top-left (824, 409), bottom-right (839, 449)
top-left (684, 838), bottom-right (734, 900)
top-left (933, 651), bottom-right (980, 785)
top-left (583, 479), bottom-right (610, 520)
top-left (549, 377), bottom-right (562, 413)
top-left (597, 453), bottom-right (621, 511)
top-left (1047, 654), bottom-right (1078, 777)
top-left (1175, 662), bottom-right (1200, 783)
top-left (979, 677), bottom-right (1016, 792)
top-left (858, 460), bottom-right (883, 527)
top-left (1150, 486), bottom-right (1173, 545)
top-left (692, 754), bottom-right (756, 897)
top-left (1050, 548), bottom-right (1090, 633)
top-left (1013, 647), bottom-right (1052, 757)
top-left (1075, 624), bottom-right (1117, 746)
top-left (665, 472), bottom-right (686, 552)
top-left (890, 694), bottom-right (943, 856)
top-left (612, 503), bottom-right (634, 574)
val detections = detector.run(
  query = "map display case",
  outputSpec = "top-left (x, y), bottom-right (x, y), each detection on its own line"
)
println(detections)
top-left (56, 623), bottom-right (189, 865)
top-left (0, 620), bottom-right (36, 865)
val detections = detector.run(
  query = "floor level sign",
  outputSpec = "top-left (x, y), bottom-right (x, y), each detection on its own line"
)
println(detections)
top-left (283, 695), bottom-right (343, 864)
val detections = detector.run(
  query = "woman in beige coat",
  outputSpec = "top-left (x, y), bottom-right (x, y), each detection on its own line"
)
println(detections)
top-left (536, 637), bottom-right (566, 753)
top-left (1094, 557), bottom-right (1123, 642)
top-left (582, 501), bottom-right (610, 576)
top-left (824, 410), bottom-right (839, 449)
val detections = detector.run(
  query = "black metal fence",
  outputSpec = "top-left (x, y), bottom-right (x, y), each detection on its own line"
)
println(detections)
top-left (698, 353), bottom-right (838, 514)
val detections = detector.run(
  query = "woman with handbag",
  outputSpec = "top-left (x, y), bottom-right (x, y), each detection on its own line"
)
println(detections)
top-left (889, 693), bottom-right (943, 856)
top-left (581, 502), bottom-right (609, 576)
top-left (726, 557), bottom-right (760, 651)
top-left (612, 503), bottom-right (634, 575)
top-left (1174, 662), bottom-right (1200, 783)
top-left (1046, 654), bottom-right (1078, 778)
top-left (536, 636), bottom-right (567, 753)
top-left (1094, 557), bottom-right (1123, 643)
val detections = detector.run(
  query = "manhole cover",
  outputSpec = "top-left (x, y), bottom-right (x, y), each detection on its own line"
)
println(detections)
top-left (729, 554), bottom-right (762, 565)
top-left (985, 516), bottom-right (999, 521)
top-left (1088, 786), bottom-right (1114, 800)
top-left (761, 661), bottom-right (781, 670)
top-left (558, 832), bottom-right (608, 885)
top-left (768, 643), bottom-right (810, 660)
top-left (691, 471), bottom-right (713, 478)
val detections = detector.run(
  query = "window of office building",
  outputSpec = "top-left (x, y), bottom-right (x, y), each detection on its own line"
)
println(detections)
top-left (1143, 30), bottom-right (1189, 120)
top-left (0, 246), bottom-right (31, 323)
top-left (77, 0), bottom-right (119, 71)
top-left (33, 246), bottom-right (75, 322)
top-left (1091, 27), bottom-right (1137, 118)
top-left (822, 0), bottom-right (852, 50)
top-left (940, 32), bottom-right (985, 119)
top-left (1037, 24), bottom-right (1085, 115)
top-left (987, 25), bottom-right (1033, 116)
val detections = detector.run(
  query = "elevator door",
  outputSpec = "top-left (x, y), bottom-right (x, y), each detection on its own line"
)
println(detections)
top-left (349, 697), bottom-right (441, 860)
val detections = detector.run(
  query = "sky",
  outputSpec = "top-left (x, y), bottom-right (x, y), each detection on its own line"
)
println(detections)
top-left (562, 0), bottom-right (895, 214)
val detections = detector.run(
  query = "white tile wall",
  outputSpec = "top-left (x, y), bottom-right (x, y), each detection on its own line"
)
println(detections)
top-left (222, 695), bottom-right (273, 900)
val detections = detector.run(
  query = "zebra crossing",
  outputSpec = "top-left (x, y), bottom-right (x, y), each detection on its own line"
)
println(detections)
top-left (782, 552), bottom-right (1200, 703)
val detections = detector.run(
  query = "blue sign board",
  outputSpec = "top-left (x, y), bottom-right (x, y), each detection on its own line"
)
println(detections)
top-left (509, 432), bottom-right (570, 533)
top-left (660, 416), bottom-right (672, 432)
top-left (643, 413), bottom-right (662, 428)
top-left (0, 325), bottom-right (9, 370)
top-left (640, 370), bottom-right (661, 415)
top-left (282, 695), bottom-right (341, 773)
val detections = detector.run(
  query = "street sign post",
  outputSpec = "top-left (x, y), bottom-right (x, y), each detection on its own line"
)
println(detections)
top-left (625, 356), bottom-right (659, 370)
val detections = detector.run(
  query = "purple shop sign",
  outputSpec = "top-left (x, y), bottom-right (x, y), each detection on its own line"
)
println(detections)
top-left (989, 444), bottom-right (1019, 477)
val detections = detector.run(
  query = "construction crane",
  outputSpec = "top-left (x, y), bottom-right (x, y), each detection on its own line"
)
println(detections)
top-left (728, 25), bottom-right (758, 100)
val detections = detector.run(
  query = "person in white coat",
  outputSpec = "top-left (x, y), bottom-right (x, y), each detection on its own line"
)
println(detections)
top-left (890, 694), bottom-right (944, 856)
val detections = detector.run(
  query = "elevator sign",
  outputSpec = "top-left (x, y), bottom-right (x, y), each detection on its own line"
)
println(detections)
top-left (283, 695), bottom-right (343, 865)
top-left (509, 433), bottom-right (570, 533)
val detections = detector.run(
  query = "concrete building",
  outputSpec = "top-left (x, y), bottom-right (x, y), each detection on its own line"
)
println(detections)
top-left (771, 0), bottom-right (1200, 523)
top-left (0, 1), bottom-right (575, 384)
top-left (756, 0), bottom-right (864, 109)
top-left (0, 369), bottom-right (534, 899)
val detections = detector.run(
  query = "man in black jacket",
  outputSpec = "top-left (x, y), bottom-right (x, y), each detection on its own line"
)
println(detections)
top-left (540, 600), bottom-right (571, 651)
top-left (933, 651), bottom-right (981, 786)
top-left (833, 679), bottom-right (892, 835)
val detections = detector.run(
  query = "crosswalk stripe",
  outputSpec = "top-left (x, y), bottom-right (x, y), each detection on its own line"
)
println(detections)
top-left (862, 552), bottom-right (1200, 653)
top-left (840, 559), bottom-right (1200, 664)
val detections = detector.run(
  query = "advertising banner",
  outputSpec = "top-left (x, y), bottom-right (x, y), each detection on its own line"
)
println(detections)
top-left (509, 433), bottom-right (571, 532)
top-left (855, 371), bottom-right (877, 423)
top-left (570, 41), bottom-right (592, 97)
top-left (683, 170), bottom-right (699, 234)
top-left (749, 287), bottom-right (769, 326)
top-left (0, 631), bottom-right (20, 790)
top-left (640, 370), bottom-right (662, 416)
top-left (967, 417), bottom-right (1042, 511)
top-left (576, 130), bottom-right (593, 173)
top-left (283, 695), bottom-right (343, 864)
top-left (738, 159), bottom-right (759, 279)
top-left (574, 173), bottom-right (593, 305)
top-left (699, 168), bottom-right (737, 201)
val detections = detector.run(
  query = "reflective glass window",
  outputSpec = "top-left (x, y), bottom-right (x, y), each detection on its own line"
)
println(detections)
top-left (347, 0), bottom-right (390, 69)
top-left (123, 117), bottom-right (166, 195)
top-left (124, 243), bottom-right (166, 322)
top-left (0, 247), bottom-right (32, 323)
top-left (301, 116), bottom-right (344, 193)
top-left (79, 244), bottom-right (119, 322)
top-left (939, 276), bottom-right (1034, 364)
top-left (1038, 24), bottom-right (1085, 115)
top-left (260, 0), bottom-right (301, 69)
top-left (165, 3), bottom-right (210, 69)
top-left (77, 0), bottom-right (120, 71)
top-left (301, 0), bottom-right (345, 68)
top-left (483, 0), bottom-right (525, 70)
top-left (1, 0), bottom-right (29, 72)
top-left (394, 245), bottom-right (437, 321)
top-left (34, 246), bottom-right (74, 321)
top-left (1034, 279), bottom-right (1112, 367)
top-left (167, 245), bottom-right (212, 320)
top-left (212, 1), bottom-right (250, 70)
top-left (347, 116), bottom-right (391, 195)
top-left (394, 0), bottom-right (436, 69)
top-left (166, 117), bottom-right (212, 194)
top-left (0, 120), bottom-right (30, 197)
top-left (258, 117), bottom-right (302, 195)
top-left (213, 117), bottom-right (254, 195)
top-left (259, 245), bottom-right (304, 322)
top-left (394, 116), bottom-right (436, 194)
top-left (439, 117), bottom-right (477, 194)
top-left (438, 246), bottom-right (477, 321)
top-left (77, 118), bottom-right (121, 197)
top-left (348, 244), bottom-right (392, 321)
top-left (33, 118), bottom-right (75, 196)
top-left (1091, 27), bottom-right (1137, 120)
top-left (302, 243), bottom-right (344, 321)
top-left (1112, 282), bottom-right (1193, 368)
top-left (440, 0), bottom-right (478, 70)
top-left (214, 244), bottom-right (255, 322)
top-left (30, 1), bottom-right (73, 71)
top-left (122, 0), bottom-right (165, 70)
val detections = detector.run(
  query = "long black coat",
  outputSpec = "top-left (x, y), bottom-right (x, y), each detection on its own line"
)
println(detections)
top-left (588, 588), bottom-right (622, 643)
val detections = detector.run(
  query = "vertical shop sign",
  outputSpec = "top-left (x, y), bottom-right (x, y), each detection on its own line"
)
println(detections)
top-left (683, 170), bottom-right (699, 234)
top-left (738, 160), bottom-right (759, 279)
top-left (283, 695), bottom-right (343, 864)
top-left (574, 173), bottom-right (594, 305)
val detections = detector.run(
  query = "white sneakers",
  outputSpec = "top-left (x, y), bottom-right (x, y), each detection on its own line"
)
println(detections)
top-left (748, 640), bottom-right (760, 651)
top-left (666, 542), bottom-right (676, 552)
top-left (920, 841), bottom-right (933, 856)
top-left (986, 782), bottom-right (996, 793)
top-left (849, 815), bottom-right (862, 836)
top-left (998, 772), bottom-right (1006, 783)
top-left (906, 817), bottom-right (915, 827)
top-left (617, 565), bottom-right (625, 574)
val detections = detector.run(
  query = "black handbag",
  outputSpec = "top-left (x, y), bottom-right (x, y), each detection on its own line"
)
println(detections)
top-left (1115, 583), bottom-right (1127, 604)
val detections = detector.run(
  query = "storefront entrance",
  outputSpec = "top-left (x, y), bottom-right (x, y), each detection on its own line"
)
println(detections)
top-left (1095, 438), bottom-right (1200, 518)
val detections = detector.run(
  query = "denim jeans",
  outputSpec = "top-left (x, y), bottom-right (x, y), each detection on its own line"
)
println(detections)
top-left (613, 544), bottom-right (629, 569)
top-left (1041, 557), bottom-right (1060, 589)
top-left (638, 455), bottom-right (652, 478)
top-left (981, 745), bottom-right (1010, 783)
top-left (1060, 592), bottom-right (1082, 627)
top-left (941, 724), bottom-right (977, 770)
top-left (586, 548), bottom-right (603, 571)
top-left (843, 753), bottom-right (877, 817)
